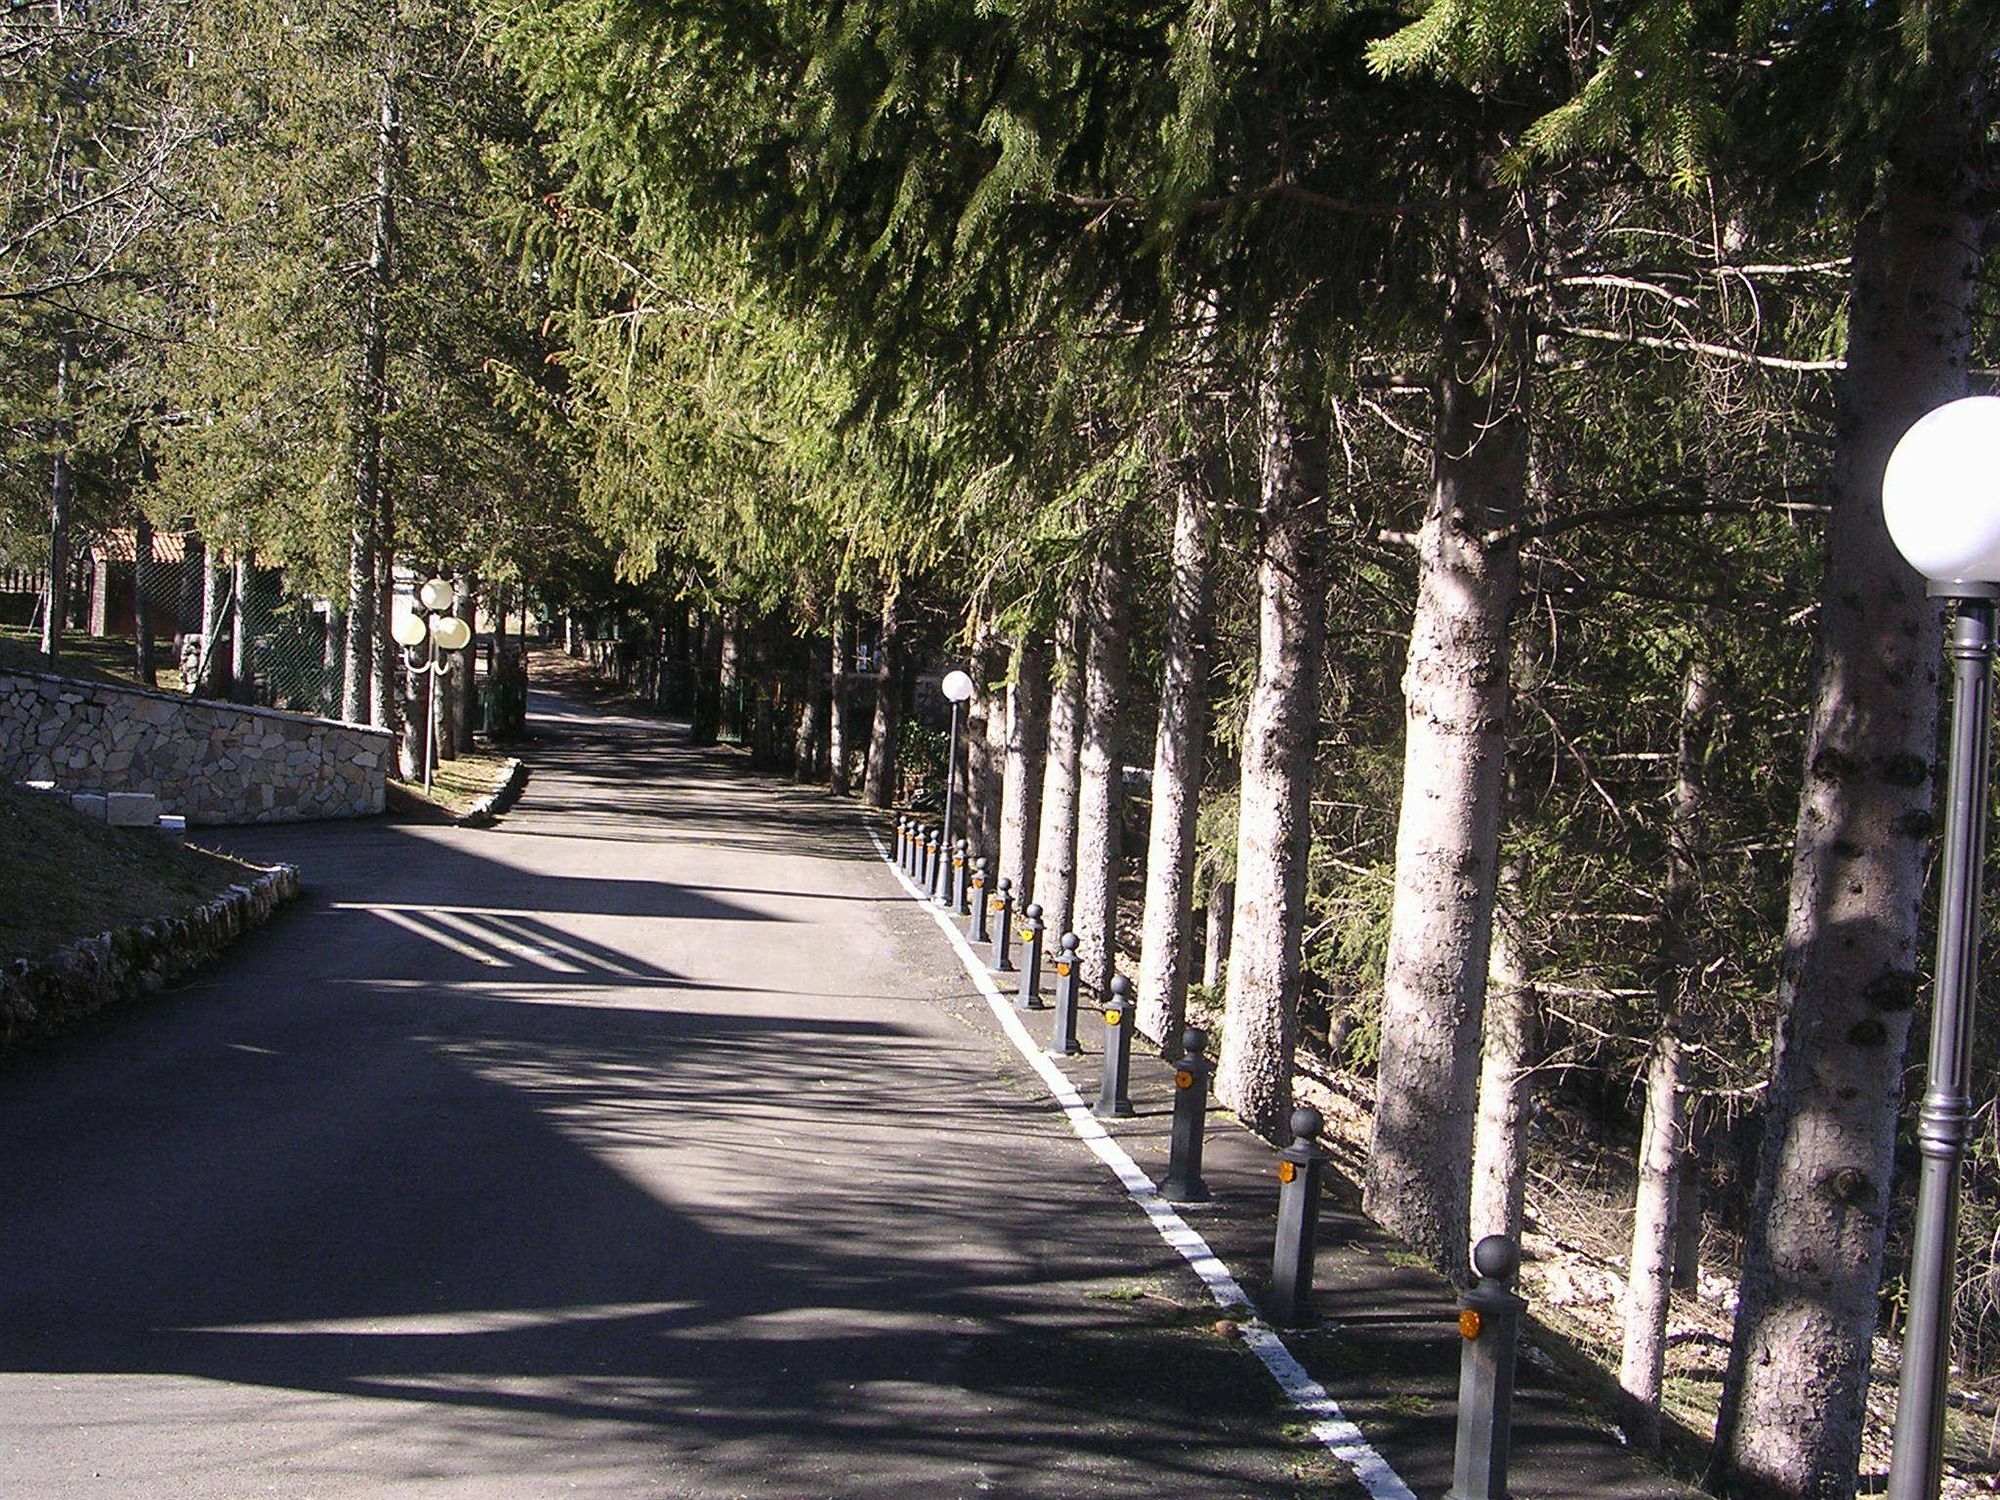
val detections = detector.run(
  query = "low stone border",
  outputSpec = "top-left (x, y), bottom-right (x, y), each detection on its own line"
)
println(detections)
top-left (460, 758), bottom-right (527, 826)
top-left (0, 863), bottom-right (302, 1049)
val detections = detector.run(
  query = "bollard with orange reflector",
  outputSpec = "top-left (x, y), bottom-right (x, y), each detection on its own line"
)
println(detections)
top-left (1446, 1235), bottom-right (1526, 1500)
top-left (1049, 932), bottom-right (1083, 1055)
top-left (951, 838), bottom-right (971, 914)
top-left (989, 877), bottom-right (1015, 974)
top-left (969, 857), bottom-right (990, 944)
top-left (1161, 1026), bottom-right (1211, 1203)
top-left (1268, 1106), bottom-right (1331, 1327)
top-left (1094, 975), bottom-right (1136, 1119)
top-left (1016, 904), bottom-right (1046, 1011)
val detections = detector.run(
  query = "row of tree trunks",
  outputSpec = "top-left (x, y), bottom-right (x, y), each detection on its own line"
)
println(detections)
top-left (1215, 344), bottom-right (1327, 1141)
top-left (1706, 51), bottom-right (1986, 1496)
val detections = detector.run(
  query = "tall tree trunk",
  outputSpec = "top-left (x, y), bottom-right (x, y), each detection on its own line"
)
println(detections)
top-left (324, 607), bottom-right (347, 718)
top-left (1469, 875), bottom-right (1537, 1245)
top-left (1000, 635), bottom-right (1050, 898)
top-left (230, 556), bottom-right (253, 703)
top-left (1138, 464), bottom-right (1218, 1047)
top-left (828, 607), bottom-right (852, 792)
top-left (1709, 64), bottom-right (1985, 1499)
top-left (979, 643), bottom-right (1009, 858)
top-left (1032, 602), bottom-right (1086, 935)
top-left (344, 70), bottom-right (397, 726)
top-left (40, 338), bottom-right (74, 664)
top-left (451, 573), bottom-right (477, 751)
top-left (373, 543), bottom-right (399, 739)
top-left (1366, 184), bottom-right (1531, 1278)
top-left (1620, 657), bottom-right (1717, 1449)
top-left (963, 637), bottom-right (1001, 861)
top-left (719, 615), bottom-right (743, 743)
top-left (199, 555), bottom-right (230, 700)
top-left (794, 632), bottom-right (826, 782)
top-left (863, 589), bottom-right (902, 809)
top-left (1073, 547), bottom-right (1133, 1000)
top-left (132, 509), bottom-right (156, 686)
top-left (1215, 360), bottom-right (1326, 1141)
top-left (690, 614), bottom-right (722, 745)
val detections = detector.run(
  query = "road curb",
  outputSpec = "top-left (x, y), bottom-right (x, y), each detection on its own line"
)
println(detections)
top-left (459, 757), bottom-right (528, 826)
top-left (0, 862), bottom-right (302, 1049)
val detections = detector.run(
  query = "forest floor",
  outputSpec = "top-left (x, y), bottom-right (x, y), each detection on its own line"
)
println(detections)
top-left (386, 750), bottom-right (518, 821)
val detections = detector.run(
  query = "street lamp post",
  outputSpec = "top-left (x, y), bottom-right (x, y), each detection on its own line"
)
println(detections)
top-left (393, 576), bottom-right (473, 794)
top-left (935, 668), bottom-right (976, 905)
top-left (1882, 396), bottom-right (2000, 1500)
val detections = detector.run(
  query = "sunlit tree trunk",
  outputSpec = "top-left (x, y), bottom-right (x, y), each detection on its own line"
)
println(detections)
top-left (1138, 465), bottom-right (1217, 1047)
top-left (1709, 63), bottom-right (1984, 1498)
top-left (1073, 547), bottom-right (1133, 999)
top-left (1216, 355), bottom-right (1325, 1141)
top-left (1366, 183), bottom-right (1530, 1278)
top-left (41, 338), bottom-right (74, 664)
top-left (828, 606), bottom-right (852, 792)
top-left (1000, 636), bottom-right (1049, 899)
top-left (863, 589), bottom-right (902, 809)
top-left (1032, 599), bottom-right (1086, 936)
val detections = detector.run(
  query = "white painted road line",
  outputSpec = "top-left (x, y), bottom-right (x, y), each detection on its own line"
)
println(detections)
top-left (867, 824), bottom-right (1418, 1500)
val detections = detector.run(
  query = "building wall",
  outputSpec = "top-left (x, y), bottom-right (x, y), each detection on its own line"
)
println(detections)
top-left (0, 667), bottom-right (389, 824)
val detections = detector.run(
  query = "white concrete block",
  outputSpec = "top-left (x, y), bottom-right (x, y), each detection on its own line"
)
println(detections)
top-left (105, 792), bottom-right (159, 827)
top-left (69, 793), bottom-right (107, 820)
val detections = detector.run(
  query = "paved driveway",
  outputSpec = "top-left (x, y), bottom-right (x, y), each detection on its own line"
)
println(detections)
top-left (0, 690), bottom-right (1321, 1498)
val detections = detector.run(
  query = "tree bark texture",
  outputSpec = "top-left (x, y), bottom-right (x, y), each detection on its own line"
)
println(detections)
top-left (1468, 885), bottom-right (1537, 1245)
top-left (1215, 367), bottom-right (1326, 1142)
top-left (230, 556), bottom-right (253, 703)
top-left (980, 646), bottom-right (1009, 858)
top-left (863, 591), bottom-right (902, 809)
top-left (828, 608), bottom-right (852, 793)
top-left (1000, 636), bottom-right (1050, 900)
top-left (1620, 657), bottom-right (1716, 1449)
top-left (1031, 602), bottom-right (1086, 936)
top-left (344, 72), bottom-right (397, 728)
top-left (132, 508), bottom-right (156, 685)
top-left (1072, 549), bottom-right (1133, 1000)
top-left (793, 633), bottom-right (826, 782)
top-left (1709, 65), bottom-right (1985, 1499)
top-left (1366, 187), bottom-right (1531, 1279)
top-left (41, 339), bottom-right (73, 663)
top-left (1138, 465), bottom-right (1218, 1047)
top-left (1203, 880), bottom-right (1234, 989)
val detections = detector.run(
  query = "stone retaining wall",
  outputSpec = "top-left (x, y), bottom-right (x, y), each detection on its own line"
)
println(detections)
top-left (0, 668), bottom-right (389, 824)
top-left (0, 864), bottom-right (301, 1048)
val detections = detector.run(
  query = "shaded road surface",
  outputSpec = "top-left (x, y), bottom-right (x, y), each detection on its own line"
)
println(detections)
top-left (0, 688), bottom-right (1329, 1498)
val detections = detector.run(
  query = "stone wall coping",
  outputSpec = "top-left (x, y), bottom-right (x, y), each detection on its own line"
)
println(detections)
top-left (0, 666), bottom-right (394, 744)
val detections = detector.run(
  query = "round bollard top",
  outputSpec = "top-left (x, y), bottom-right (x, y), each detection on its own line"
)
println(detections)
top-left (1108, 974), bottom-right (1132, 1004)
top-left (1181, 1026), bottom-right (1208, 1057)
top-left (1472, 1233), bottom-right (1521, 1284)
top-left (1289, 1106), bottom-right (1324, 1145)
top-left (997, 875), bottom-right (1012, 891)
top-left (1059, 931), bottom-right (1080, 953)
top-left (1025, 902), bottom-right (1043, 919)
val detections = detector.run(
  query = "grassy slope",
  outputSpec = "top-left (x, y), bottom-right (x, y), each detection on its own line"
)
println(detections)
top-left (0, 625), bottom-right (185, 691)
top-left (0, 782), bottom-right (269, 963)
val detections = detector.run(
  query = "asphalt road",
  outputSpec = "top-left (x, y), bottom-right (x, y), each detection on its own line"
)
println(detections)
top-left (0, 688), bottom-right (1329, 1498)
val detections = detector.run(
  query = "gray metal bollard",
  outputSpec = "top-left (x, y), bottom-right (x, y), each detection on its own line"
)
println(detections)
top-left (896, 816), bottom-right (907, 870)
top-left (969, 857), bottom-right (990, 943)
top-left (1446, 1236), bottom-right (1526, 1500)
top-left (1268, 1106), bottom-right (1331, 1327)
top-left (926, 827), bottom-right (943, 897)
top-left (954, 839), bottom-right (972, 915)
top-left (1049, 932), bottom-right (1083, 1054)
top-left (1161, 1027), bottom-right (1212, 1202)
top-left (1017, 903), bottom-right (1046, 1010)
top-left (990, 878), bottom-right (1015, 973)
top-left (1095, 975), bottom-right (1136, 1118)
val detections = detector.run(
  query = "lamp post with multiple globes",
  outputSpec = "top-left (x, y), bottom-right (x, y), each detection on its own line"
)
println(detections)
top-left (1881, 395), bottom-right (2000, 1500)
top-left (392, 576), bottom-right (472, 794)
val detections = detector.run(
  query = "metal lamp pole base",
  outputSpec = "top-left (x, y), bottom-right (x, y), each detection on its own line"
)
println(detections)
top-left (1888, 584), bottom-right (1997, 1500)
